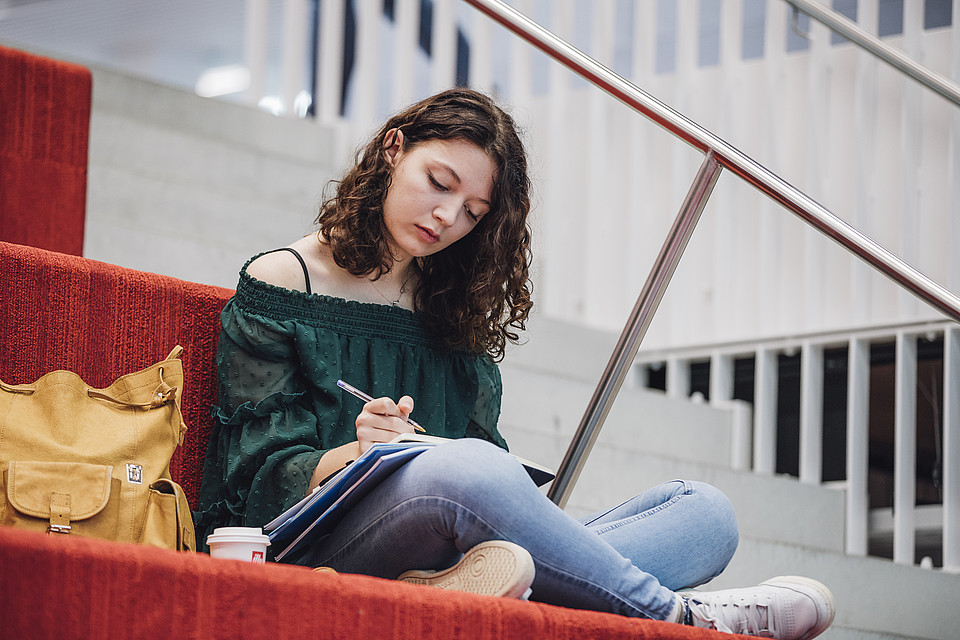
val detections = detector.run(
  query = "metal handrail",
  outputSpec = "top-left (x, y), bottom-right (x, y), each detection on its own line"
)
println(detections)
top-left (784, 0), bottom-right (960, 109)
top-left (462, 0), bottom-right (960, 507)
top-left (549, 152), bottom-right (723, 506)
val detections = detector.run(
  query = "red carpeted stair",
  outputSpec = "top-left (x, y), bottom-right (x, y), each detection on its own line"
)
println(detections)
top-left (0, 44), bottom-right (90, 255)
top-left (0, 526), bottom-right (733, 640)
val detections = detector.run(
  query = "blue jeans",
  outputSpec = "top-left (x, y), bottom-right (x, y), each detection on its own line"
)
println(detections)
top-left (291, 438), bottom-right (739, 620)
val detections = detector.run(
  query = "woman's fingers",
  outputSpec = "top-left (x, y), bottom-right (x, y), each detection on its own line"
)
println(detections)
top-left (360, 396), bottom-right (401, 417)
top-left (396, 395), bottom-right (414, 419)
top-left (355, 395), bottom-right (417, 451)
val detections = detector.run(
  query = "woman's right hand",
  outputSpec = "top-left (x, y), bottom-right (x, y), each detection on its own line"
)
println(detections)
top-left (355, 395), bottom-right (416, 453)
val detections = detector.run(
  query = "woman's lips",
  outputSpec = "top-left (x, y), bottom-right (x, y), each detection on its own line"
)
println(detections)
top-left (416, 225), bottom-right (440, 243)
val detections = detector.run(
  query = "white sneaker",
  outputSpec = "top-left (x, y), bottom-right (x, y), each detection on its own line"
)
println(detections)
top-left (683, 576), bottom-right (836, 640)
top-left (398, 540), bottom-right (536, 600)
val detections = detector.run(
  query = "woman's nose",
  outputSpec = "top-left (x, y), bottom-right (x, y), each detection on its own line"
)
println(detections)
top-left (433, 201), bottom-right (458, 226)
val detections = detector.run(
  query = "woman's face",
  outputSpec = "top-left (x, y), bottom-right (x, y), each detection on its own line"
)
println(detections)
top-left (381, 131), bottom-right (495, 262)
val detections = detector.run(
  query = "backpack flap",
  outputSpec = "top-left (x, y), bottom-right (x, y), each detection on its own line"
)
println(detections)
top-left (5, 461), bottom-right (114, 534)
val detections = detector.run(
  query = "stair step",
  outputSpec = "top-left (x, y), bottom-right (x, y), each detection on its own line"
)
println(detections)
top-left (500, 363), bottom-right (735, 469)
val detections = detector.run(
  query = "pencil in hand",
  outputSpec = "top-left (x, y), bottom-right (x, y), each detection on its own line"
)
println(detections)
top-left (336, 379), bottom-right (426, 432)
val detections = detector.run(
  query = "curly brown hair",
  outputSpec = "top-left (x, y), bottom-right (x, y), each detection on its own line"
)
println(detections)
top-left (316, 88), bottom-right (533, 361)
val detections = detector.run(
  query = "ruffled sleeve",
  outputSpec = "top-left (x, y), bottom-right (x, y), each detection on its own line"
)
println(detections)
top-left (195, 297), bottom-right (329, 546)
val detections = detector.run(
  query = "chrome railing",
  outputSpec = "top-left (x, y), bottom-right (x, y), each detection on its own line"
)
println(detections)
top-left (462, 0), bottom-right (960, 509)
top-left (784, 0), bottom-right (960, 109)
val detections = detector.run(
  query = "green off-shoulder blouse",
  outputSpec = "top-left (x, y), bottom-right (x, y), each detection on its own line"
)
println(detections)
top-left (195, 254), bottom-right (508, 548)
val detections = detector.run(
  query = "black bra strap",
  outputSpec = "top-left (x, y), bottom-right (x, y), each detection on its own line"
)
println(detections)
top-left (268, 247), bottom-right (312, 294)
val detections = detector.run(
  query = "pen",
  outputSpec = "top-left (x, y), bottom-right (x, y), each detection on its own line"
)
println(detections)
top-left (336, 379), bottom-right (426, 432)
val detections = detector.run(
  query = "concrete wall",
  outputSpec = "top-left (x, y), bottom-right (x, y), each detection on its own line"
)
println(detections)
top-left (84, 65), bottom-right (341, 289)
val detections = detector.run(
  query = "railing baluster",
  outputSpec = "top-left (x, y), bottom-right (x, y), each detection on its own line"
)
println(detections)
top-left (944, 327), bottom-right (960, 572)
top-left (392, 0), bottom-right (419, 108)
top-left (954, 0), bottom-right (960, 295)
top-left (802, 12), bottom-right (829, 328)
top-left (894, 331), bottom-right (918, 564)
top-left (846, 337), bottom-right (870, 556)
top-left (467, 5), bottom-right (495, 95)
top-left (546, 153), bottom-right (722, 507)
top-left (754, 348), bottom-right (779, 475)
top-left (715, 0), bottom-right (743, 337)
top-left (851, 0), bottom-right (879, 325)
top-left (244, 0), bottom-right (269, 107)
top-left (281, 0), bottom-right (311, 116)
top-left (508, 0), bottom-right (534, 103)
top-left (353, 0), bottom-right (381, 129)
top-left (800, 342), bottom-right (824, 484)
top-left (898, 4), bottom-right (924, 317)
top-left (430, 0), bottom-right (458, 92)
top-left (710, 352), bottom-right (752, 471)
top-left (710, 351), bottom-right (733, 405)
top-left (666, 356), bottom-right (690, 400)
top-left (540, 0), bottom-right (575, 320)
top-left (317, 0), bottom-right (345, 124)
top-left (583, 0), bottom-right (617, 326)
top-left (626, 1), bottom-right (657, 313)
top-left (759, 0), bottom-right (787, 333)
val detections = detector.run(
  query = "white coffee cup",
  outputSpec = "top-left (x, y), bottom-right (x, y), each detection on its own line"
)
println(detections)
top-left (207, 527), bottom-right (271, 563)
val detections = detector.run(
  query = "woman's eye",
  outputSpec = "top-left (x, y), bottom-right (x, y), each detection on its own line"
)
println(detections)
top-left (428, 174), bottom-right (448, 191)
top-left (465, 206), bottom-right (479, 222)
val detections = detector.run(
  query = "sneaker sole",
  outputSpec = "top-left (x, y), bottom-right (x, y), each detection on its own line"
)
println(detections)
top-left (398, 540), bottom-right (535, 599)
top-left (761, 575), bottom-right (836, 640)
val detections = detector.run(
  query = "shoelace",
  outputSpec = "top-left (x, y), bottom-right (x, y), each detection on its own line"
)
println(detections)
top-left (685, 596), bottom-right (777, 637)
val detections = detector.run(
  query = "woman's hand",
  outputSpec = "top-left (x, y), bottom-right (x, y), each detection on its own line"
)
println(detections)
top-left (355, 395), bottom-right (416, 453)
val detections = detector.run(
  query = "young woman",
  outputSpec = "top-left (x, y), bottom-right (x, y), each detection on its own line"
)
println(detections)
top-left (196, 88), bottom-right (835, 640)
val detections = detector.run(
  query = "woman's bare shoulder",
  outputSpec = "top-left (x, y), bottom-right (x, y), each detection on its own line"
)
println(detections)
top-left (246, 234), bottom-right (372, 301)
top-left (246, 237), bottom-right (323, 292)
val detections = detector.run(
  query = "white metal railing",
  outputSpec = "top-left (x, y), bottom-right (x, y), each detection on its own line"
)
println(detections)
top-left (635, 320), bottom-right (960, 571)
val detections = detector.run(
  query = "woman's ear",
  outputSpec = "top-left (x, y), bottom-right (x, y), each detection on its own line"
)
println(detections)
top-left (383, 128), bottom-right (405, 166)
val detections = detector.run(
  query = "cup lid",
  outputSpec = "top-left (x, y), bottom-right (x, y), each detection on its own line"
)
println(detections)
top-left (207, 526), bottom-right (270, 545)
top-left (212, 526), bottom-right (264, 536)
